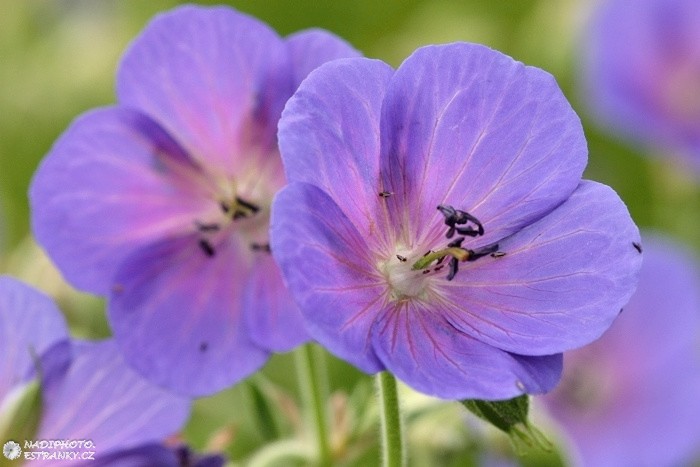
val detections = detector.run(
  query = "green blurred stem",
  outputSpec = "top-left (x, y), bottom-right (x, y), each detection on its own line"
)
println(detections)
top-left (376, 371), bottom-right (405, 467)
top-left (295, 344), bottom-right (332, 467)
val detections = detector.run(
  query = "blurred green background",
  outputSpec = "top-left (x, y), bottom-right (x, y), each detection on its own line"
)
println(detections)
top-left (1, 1), bottom-right (699, 465)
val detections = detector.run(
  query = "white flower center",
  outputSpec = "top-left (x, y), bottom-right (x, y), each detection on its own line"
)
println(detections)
top-left (379, 247), bottom-right (432, 302)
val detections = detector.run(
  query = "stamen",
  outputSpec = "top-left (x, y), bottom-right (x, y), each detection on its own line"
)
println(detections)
top-left (412, 205), bottom-right (496, 281)
top-left (455, 225), bottom-right (482, 237)
top-left (437, 204), bottom-right (484, 239)
top-left (447, 237), bottom-right (464, 248)
top-left (632, 242), bottom-right (643, 253)
top-left (446, 257), bottom-right (459, 281)
top-left (236, 196), bottom-right (260, 214)
top-left (198, 239), bottom-right (216, 257)
top-left (195, 221), bottom-right (221, 232)
top-left (465, 243), bottom-right (499, 262)
top-left (250, 243), bottom-right (271, 253)
top-left (396, 254), bottom-right (407, 262)
top-left (491, 251), bottom-right (506, 258)
top-left (221, 196), bottom-right (261, 220)
top-left (379, 191), bottom-right (393, 198)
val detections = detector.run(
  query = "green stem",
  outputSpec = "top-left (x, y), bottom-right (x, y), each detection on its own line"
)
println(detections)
top-left (376, 372), bottom-right (405, 467)
top-left (295, 344), bottom-right (332, 467)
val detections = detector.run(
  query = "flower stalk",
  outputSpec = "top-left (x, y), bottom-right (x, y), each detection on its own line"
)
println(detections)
top-left (376, 371), bottom-right (405, 467)
top-left (295, 344), bottom-right (332, 467)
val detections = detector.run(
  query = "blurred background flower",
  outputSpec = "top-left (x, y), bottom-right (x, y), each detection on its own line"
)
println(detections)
top-left (584, 0), bottom-right (700, 173)
top-left (29, 4), bottom-right (360, 398)
top-left (539, 234), bottom-right (700, 467)
top-left (0, 276), bottom-right (202, 466)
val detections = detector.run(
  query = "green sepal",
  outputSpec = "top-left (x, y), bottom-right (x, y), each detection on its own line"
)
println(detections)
top-left (0, 379), bottom-right (43, 462)
top-left (248, 376), bottom-right (283, 442)
top-left (460, 395), bottom-right (551, 454)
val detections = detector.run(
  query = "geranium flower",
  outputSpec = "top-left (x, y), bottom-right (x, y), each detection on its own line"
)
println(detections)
top-left (91, 444), bottom-right (224, 467)
top-left (585, 0), bottom-right (700, 169)
top-left (0, 276), bottom-right (192, 466)
top-left (30, 5), bottom-right (359, 396)
top-left (270, 42), bottom-right (642, 400)
top-left (540, 235), bottom-right (700, 467)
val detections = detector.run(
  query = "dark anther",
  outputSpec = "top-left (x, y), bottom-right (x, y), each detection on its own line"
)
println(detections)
top-left (396, 254), bottom-right (407, 262)
top-left (633, 242), bottom-right (643, 253)
top-left (195, 221), bottom-right (221, 232)
top-left (435, 265), bottom-right (444, 272)
top-left (437, 204), bottom-right (457, 220)
top-left (422, 269), bottom-right (431, 274)
top-left (446, 257), bottom-right (459, 281)
top-left (434, 206), bottom-right (491, 280)
top-left (225, 196), bottom-right (261, 220)
top-left (199, 342), bottom-right (208, 352)
top-left (437, 205), bottom-right (484, 239)
top-left (235, 196), bottom-right (260, 215)
top-left (491, 251), bottom-right (506, 258)
top-left (454, 225), bottom-right (483, 237)
top-left (447, 237), bottom-right (465, 248)
top-left (198, 239), bottom-right (216, 257)
top-left (436, 255), bottom-right (446, 265)
top-left (422, 250), bottom-right (432, 257)
top-left (379, 191), bottom-right (393, 198)
top-left (251, 243), bottom-right (271, 253)
top-left (465, 243), bottom-right (500, 262)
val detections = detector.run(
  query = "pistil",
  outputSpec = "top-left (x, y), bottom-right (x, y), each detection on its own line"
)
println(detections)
top-left (409, 205), bottom-right (500, 281)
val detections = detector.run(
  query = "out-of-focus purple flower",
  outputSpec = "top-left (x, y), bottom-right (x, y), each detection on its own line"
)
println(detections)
top-left (91, 444), bottom-right (225, 467)
top-left (0, 276), bottom-right (193, 466)
top-left (29, 5), bottom-right (360, 396)
top-left (0, 276), bottom-right (68, 405)
top-left (540, 235), bottom-right (700, 467)
top-left (585, 0), bottom-right (700, 169)
top-left (270, 42), bottom-right (642, 400)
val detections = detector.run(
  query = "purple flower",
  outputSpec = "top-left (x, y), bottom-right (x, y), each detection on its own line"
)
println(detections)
top-left (270, 43), bottom-right (642, 400)
top-left (0, 276), bottom-right (191, 466)
top-left (585, 0), bottom-right (700, 169)
top-left (29, 5), bottom-right (360, 396)
top-left (540, 235), bottom-right (700, 467)
top-left (90, 444), bottom-right (224, 467)
top-left (0, 276), bottom-right (68, 406)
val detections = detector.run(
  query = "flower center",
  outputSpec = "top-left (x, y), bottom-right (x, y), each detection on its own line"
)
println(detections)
top-left (381, 248), bottom-right (434, 301)
top-left (411, 205), bottom-right (498, 280)
top-left (192, 173), bottom-right (272, 258)
top-left (381, 205), bottom-right (502, 302)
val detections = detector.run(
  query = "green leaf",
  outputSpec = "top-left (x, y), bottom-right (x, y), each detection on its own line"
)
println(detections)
top-left (0, 379), bottom-right (43, 467)
top-left (248, 376), bottom-right (283, 442)
top-left (460, 395), bottom-right (551, 454)
top-left (0, 347), bottom-right (44, 466)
